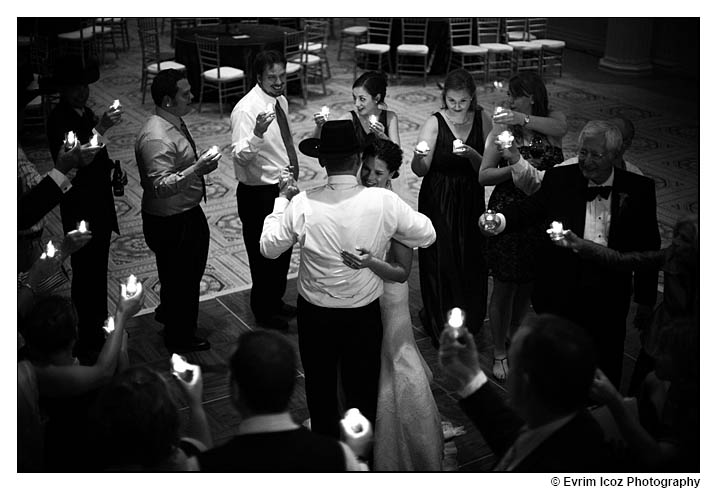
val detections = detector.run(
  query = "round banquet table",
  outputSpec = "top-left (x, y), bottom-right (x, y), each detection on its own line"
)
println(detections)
top-left (174, 23), bottom-right (298, 100)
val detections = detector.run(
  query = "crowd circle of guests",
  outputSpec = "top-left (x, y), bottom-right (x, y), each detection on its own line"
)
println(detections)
top-left (18, 47), bottom-right (698, 472)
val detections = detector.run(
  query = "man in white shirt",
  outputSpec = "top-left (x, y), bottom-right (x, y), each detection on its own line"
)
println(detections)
top-left (260, 120), bottom-right (436, 440)
top-left (231, 50), bottom-right (299, 331)
top-left (480, 120), bottom-right (660, 386)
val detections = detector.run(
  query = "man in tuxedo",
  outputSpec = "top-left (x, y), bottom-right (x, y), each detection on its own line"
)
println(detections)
top-left (483, 120), bottom-right (661, 386)
top-left (439, 313), bottom-right (615, 471)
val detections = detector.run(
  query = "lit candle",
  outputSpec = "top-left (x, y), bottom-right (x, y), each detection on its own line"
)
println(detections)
top-left (110, 99), bottom-right (121, 110)
top-left (369, 114), bottom-right (378, 125)
top-left (453, 139), bottom-right (463, 153)
top-left (204, 145), bottom-right (220, 159)
top-left (497, 130), bottom-right (514, 150)
top-left (265, 102), bottom-right (275, 115)
top-left (493, 80), bottom-right (504, 90)
top-left (90, 134), bottom-right (100, 147)
top-left (340, 408), bottom-right (370, 437)
top-left (78, 220), bottom-right (89, 233)
top-left (171, 353), bottom-right (193, 376)
top-left (125, 274), bottom-right (138, 297)
top-left (547, 221), bottom-right (565, 240)
top-left (320, 105), bottom-right (330, 119)
top-left (103, 316), bottom-right (115, 334)
top-left (41, 240), bottom-right (56, 259)
top-left (64, 131), bottom-right (76, 150)
top-left (415, 140), bottom-right (430, 154)
top-left (446, 307), bottom-right (465, 340)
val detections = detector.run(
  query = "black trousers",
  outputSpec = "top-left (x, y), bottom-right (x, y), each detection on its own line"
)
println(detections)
top-left (70, 228), bottom-right (112, 355)
top-left (297, 295), bottom-right (383, 440)
top-left (142, 206), bottom-right (209, 341)
top-left (236, 181), bottom-right (292, 319)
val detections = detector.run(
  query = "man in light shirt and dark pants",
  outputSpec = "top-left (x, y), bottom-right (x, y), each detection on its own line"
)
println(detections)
top-left (260, 121), bottom-right (436, 441)
top-left (231, 50), bottom-right (299, 331)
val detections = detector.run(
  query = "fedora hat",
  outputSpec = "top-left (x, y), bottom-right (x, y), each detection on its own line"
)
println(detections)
top-left (299, 120), bottom-right (361, 159)
top-left (47, 55), bottom-right (100, 88)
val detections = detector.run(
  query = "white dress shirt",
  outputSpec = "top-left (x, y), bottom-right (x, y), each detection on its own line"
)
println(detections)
top-left (260, 175), bottom-right (436, 308)
top-left (583, 169), bottom-right (614, 246)
top-left (231, 84), bottom-right (292, 185)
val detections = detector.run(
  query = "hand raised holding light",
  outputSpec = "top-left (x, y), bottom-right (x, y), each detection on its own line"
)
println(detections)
top-left (61, 229), bottom-right (93, 260)
top-left (551, 229), bottom-right (583, 250)
top-left (254, 110), bottom-right (276, 137)
top-left (117, 280), bottom-right (144, 320)
top-left (98, 107), bottom-right (122, 133)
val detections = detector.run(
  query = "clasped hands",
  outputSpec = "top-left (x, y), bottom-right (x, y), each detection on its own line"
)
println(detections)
top-left (278, 165), bottom-right (299, 200)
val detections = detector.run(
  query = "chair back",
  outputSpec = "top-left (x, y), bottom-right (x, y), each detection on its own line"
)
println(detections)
top-left (527, 18), bottom-right (549, 39)
top-left (448, 18), bottom-right (473, 46)
top-left (304, 18), bottom-right (329, 47)
top-left (504, 18), bottom-right (529, 41)
top-left (138, 23), bottom-right (162, 71)
top-left (400, 18), bottom-right (428, 45)
top-left (284, 30), bottom-right (307, 65)
top-left (367, 17), bottom-right (392, 44)
top-left (196, 18), bottom-right (221, 26)
top-left (239, 18), bottom-right (259, 24)
top-left (476, 18), bottom-right (502, 44)
top-left (195, 35), bottom-right (221, 79)
top-left (137, 18), bottom-right (158, 33)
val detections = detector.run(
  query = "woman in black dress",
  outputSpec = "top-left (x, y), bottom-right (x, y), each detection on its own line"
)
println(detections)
top-left (411, 69), bottom-right (492, 346)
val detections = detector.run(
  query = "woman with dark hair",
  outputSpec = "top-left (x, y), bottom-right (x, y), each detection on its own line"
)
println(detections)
top-left (90, 364), bottom-right (211, 471)
top-left (341, 139), bottom-right (443, 470)
top-left (479, 72), bottom-right (567, 382)
top-left (313, 71), bottom-right (400, 147)
top-left (410, 68), bottom-right (492, 346)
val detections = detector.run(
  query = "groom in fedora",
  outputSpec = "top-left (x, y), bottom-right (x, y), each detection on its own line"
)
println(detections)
top-left (259, 120), bottom-right (436, 440)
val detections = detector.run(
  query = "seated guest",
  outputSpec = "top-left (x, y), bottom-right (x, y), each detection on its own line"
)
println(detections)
top-left (89, 364), bottom-right (211, 471)
top-left (198, 330), bottom-right (370, 471)
top-left (21, 283), bottom-right (143, 470)
top-left (439, 313), bottom-right (616, 471)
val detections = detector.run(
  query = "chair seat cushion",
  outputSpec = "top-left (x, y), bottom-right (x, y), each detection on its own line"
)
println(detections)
top-left (397, 44), bottom-right (429, 55)
top-left (507, 32), bottom-right (537, 41)
top-left (481, 43), bottom-right (513, 53)
top-left (342, 26), bottom-right (368, 36)
top-left (452, 45), bottom-right (488, 55)
top-left (508, 41), bottom-right (542, 51)
top-left (534, 39), bottom-right (566, 49)
top-left (286, 62), bottom-right (302, 74)
top-left (289, 54), bottom-right (322, 66)
top-left (147, 60), bottom-right (186, 74)
top-left (202, 66), bottom-right (245, 81)
top-left (57, 27), bottom-right (94, 40)
top-left (25, 95), bottom-right (43, 108)
top-left (301, 42), bottom-right (326, 52)
top-left (355, 43), bottom-right (390, 54)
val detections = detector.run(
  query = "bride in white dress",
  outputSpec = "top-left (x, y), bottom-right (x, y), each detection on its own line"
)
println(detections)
top-left (341, 140), bottom-right (443, 471)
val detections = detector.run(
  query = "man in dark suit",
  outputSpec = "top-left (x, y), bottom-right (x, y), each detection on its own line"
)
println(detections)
top-left (439, 313), bottom-right (615, 471)
top-left (198, 330), bottom-right (370, 471)
top-left (46, 55), bottom-right (123, 363)
top-left (483, 120), bottom-right (661, 386)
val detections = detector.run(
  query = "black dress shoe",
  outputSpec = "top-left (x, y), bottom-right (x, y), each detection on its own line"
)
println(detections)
top-left (256, 315), bottom-right (289, 331)
top-left (165, 335), bottom-right (211, 353)
top-left (276, 302), bottom-right (297, 318)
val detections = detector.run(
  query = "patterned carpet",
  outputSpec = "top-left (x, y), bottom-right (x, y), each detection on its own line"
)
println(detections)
top-left (20, 19), bottom-right (699, 314)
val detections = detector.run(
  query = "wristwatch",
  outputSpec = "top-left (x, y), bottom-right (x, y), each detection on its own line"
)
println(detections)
top-left (523, 114), bottom-right (531, 126)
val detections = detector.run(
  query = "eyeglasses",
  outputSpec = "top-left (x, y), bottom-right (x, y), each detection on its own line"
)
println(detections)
top-left (577, 149), bottom-right (606, 160)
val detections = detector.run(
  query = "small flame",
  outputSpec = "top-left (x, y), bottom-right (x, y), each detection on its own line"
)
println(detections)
top-left (90, 134), bottom-right (99, 147)
top-left (342, 408), bottom-right (366, 434)
top-left (103, 316), bottom-right (115, 334)
top-left (125, 274), bottom-right (138, 296)
top-left (497, 130), bottom-right (514, 149)
top-left (493, 80), bottom-right (504, 89)
top-left (44, 240), bottom-right (56, 258)
top-left (453, 139), bottom-right (463, 150)
top-left (447, 308), bottom-right (465, 329)
top-left (494, 106), bottom-right (504, 116)
top-left (78, 220), bottom-right (88, 233)
top-left (320, 105), bottom-right (330, 118)
top-left (369, 115), bottom-right (378, 125)
top-left (416, 141), bottom-right (430, 153)
top-left (171, 353), bottom-right (192, 374)
top-left (111, 99), bottom-right (121, 110)
top-left (65, 131), bottom-right (76, 147)
top-left (265, 102), bottom-right (275, 114)
top-left (550, 221), bottom-right (564, 234)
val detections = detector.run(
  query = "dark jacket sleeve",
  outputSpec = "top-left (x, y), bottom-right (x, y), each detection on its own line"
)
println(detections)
top-left (17, 176), bottom-right (63, 230)
top-left (630, 176), bottom-right (661, 306)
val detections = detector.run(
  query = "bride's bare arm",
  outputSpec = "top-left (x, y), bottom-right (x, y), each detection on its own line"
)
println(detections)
top-left (340, 240), bottom-right (413, 283)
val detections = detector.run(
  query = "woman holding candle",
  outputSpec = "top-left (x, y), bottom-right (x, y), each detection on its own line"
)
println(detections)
top-left (340, 139), bottom-right (443, 470)
top-left (478, 72), bottom-right (567, 382)
top-left (411, 68), bottom-right (492, 346)
top-left (312, 71), bottom-right (400, 148)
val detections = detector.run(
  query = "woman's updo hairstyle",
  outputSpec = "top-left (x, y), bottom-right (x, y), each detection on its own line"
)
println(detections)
top-left (441, 68), bottom-right (479, 111)
top-left (353, 71), bottom-right (389, 108)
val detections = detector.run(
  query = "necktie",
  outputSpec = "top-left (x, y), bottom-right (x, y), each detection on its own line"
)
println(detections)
top-left (274, 100), bottom-right (300, 181)
top-left (179, 118), bottom-right (207, 203)
top-left (586, 186), bottom-right (612, 201)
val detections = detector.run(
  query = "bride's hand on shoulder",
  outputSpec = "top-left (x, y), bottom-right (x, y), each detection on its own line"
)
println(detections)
top-left (340, 247), bottom-right (374, 270)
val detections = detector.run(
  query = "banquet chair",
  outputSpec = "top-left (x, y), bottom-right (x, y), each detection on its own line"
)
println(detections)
top-left (96, 18), bottom-right (129, 52)
top-left (195, 35), bottom-right (246, 117)
top-left (476, 18), bottom-right (513, 82)
top-left (91, 18), bottom-right (119, 64)
top-left (56, 18), bottom-right (97, 69)
top-left (396, 18), bottom-right (430, 86)
top-left (527, 18), bottom-right (565, 77)
top-left (170, 18), bottom-right (197, 48)
top-left (284, 29), bottom-right (326, 105)
top-left (446, 18), bottom-right (488, 79)
top-left (354, 18), bottom-right (393, 80)
top-left (303, 18), bottom-right (332, 79)
top-left (138, 21), bottom-right (187, 104)
top-left (23, 34), bottom-right (59, 130)
top-left (337, 18), bottom-right (367, 61)
top-left (504, 18), bottom-right (541, 74)
top-left (196, 18), bottom-right (221, 27)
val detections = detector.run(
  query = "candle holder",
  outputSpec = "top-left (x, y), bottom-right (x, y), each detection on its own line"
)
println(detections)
top-left (497, 130), bottom-right (514, 150)
top-left (320, 106), bottom-right (330, 121)
top-left (483, 209), bottom-right (499, 232)
top-left (546, 221), bottom-right (565, 241)
top-left (41, 239), bottom-right (57, 260)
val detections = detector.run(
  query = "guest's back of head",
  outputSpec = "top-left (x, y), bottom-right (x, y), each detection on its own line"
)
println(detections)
top-left (23, 295), bottom-right (77, 363)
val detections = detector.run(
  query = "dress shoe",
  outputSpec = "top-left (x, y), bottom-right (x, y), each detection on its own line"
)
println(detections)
top-left (256, 315), bottom-right (289, 331)
top-left (165, 335), bottom-right (211, 353)
top-left (276, 302), bottom-right (297, 318)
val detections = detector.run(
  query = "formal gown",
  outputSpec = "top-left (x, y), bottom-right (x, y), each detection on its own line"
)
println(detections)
top-left (350, 109), bottom-right (388, 148)
top-left (374, 270), bottom-right (443, 471)
top-left (418, 111), bottom-right (488, 344)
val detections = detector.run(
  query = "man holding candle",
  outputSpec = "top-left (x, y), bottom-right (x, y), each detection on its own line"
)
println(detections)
top-left (136, 69), bottom-right (221, 353)
top-left (479, 120), bottom-right (660, 387)
top-left (45, 55), bottom-right (123, 364)
top-left (230, 50), bottom-right (300, 331)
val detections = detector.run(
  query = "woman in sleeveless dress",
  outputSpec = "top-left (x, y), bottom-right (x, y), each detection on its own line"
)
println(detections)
top-left (312, 71), bottom-right (399, 147)
top-left (411, 69), bottom-right (492, 346)
top-left (340, 139), bottom-right (443, 471)
top-left (479, 72), bottom-right (567, 381)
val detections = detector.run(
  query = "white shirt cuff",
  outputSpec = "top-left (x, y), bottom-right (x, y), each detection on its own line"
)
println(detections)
top-left (457, 370), bottom-right (488, 399)
top-left (272, 197), bottom-right (289, 213)
top-left (47, 168), bottom-right (72, 193)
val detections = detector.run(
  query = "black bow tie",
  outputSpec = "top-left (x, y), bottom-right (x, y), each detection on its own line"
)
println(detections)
top-left (586, 186), bottom-right (612, 201)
